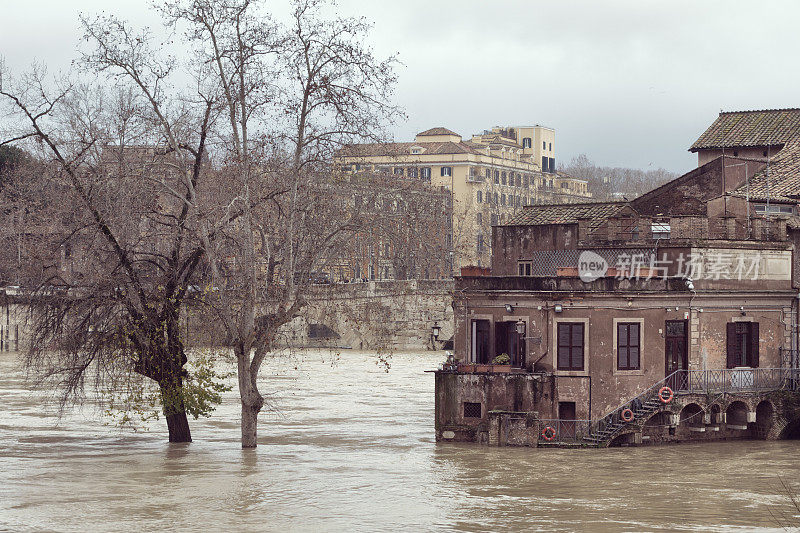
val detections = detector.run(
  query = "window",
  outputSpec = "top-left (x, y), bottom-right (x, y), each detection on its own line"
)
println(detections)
top-left (491, 214), bottom-right (499, 225)
top-left (523, 175), bottom-right (529, 187)
top-left (543, 141), bottom-right (546, 150)
top-left (549, 142), bottom-right (552, 151)
top-left (518, 261), bottom-right (532, 276)
top-left (755, 204), bottom-right (793, 215)
top-left (549, 157), bottom-right (556, 173)
top-left (542, 156), bottom-right (549, 172)
top-left (501, 172), bottom-right (507, 185)
top-left (652, 221), bottom-right (671, 239)
top-left (393, 167), bottom-right (403, 176)
top-left (494, 170), bottom-right (500, 183)
top-left (501, 194), bottom-right (506, 206)
top-left (727, 322), bottom-right (759, 368)
top-left (617, 323), bottom-right (640, 370)
top-left (477, 234), bottom-right (485, 253)
top-left (477, 212), bottom-right (482, 223)
top-left (441, 166), bottom-right (452, 177)
top-left (523, 137), bottom-right (532, 148)
top-left (471, 320), bottom-right (490, 363)
top-left (407, 167), bottom-right (418, 178)
top-left (557, 323), bottom-right (584, 371)
top-left (463, 402), bottom-right (482, 418)
top-left (516, 175), bottom-right (522, 187)
top-left (477, 190), bottom-right (483, 203)
top-left (494, 192), bottom-right (499, 204)
top-left (485, 168), bottom-right (491, 179)
top-left (421, 167), bottom-right (431, 180)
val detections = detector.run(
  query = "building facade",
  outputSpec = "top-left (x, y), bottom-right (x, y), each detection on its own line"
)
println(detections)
top-left (437, 148), bottom-right (800, 448)
top-left (337, 126), bottom-right (591, 273)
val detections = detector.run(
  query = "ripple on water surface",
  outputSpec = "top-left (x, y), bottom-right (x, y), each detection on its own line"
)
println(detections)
top-left (1, 350), bottom-right (799, 532)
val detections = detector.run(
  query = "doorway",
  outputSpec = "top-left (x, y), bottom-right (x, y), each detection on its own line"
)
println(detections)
top-left (665, 320), bottom-right (688, 390)
top-left (494, 321), bottom-right (525, 367)
top-left (558, 401), bottom-right (577, 438)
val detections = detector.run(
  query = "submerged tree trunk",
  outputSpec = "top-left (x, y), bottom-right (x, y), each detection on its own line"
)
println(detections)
top-left (241, 401), bottom-right (260, 448)
top-left (237, 344), bottom-right (264, 448)
top-left (159, 380), bottom-right (192, 443)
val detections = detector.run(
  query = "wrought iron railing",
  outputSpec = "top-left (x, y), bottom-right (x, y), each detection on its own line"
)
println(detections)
top-left (540, 367), bottom-right (800, 445)
top-left (537, 419), bottom-right (592, 445)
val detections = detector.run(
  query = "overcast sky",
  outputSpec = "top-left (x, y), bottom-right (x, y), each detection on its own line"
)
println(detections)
top-left (2, 1), bottom-right (799, 173)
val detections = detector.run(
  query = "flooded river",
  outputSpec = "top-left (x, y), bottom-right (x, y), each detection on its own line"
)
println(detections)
top-left (1, 349), bottom-right (799, 532)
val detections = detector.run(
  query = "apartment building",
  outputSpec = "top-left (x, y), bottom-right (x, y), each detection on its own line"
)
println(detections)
top-left (337, 126), bottom-right (591, 273)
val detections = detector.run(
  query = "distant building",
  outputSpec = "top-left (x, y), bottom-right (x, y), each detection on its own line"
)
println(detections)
top-left (337, 126), bottom-right (591, 273)
top-left (690, 108), bottom-right (800, 166)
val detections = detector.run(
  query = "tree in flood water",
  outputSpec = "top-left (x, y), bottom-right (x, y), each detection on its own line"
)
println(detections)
top-left (0, 66), bottom-right (225, 442)
top-left (157, 0), bottom-right (401, 447)
top-left (1, 0), bottom-right (400, 448)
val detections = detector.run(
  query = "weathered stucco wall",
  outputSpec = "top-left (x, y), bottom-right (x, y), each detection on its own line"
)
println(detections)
top-left (453, 286), bottom-right (796, 421)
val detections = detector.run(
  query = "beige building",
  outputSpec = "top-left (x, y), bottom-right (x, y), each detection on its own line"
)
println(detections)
top-left (337, 126), bottom-right (591, 272)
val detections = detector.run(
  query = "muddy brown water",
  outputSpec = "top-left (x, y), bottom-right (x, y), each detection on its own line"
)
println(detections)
top-left (1, 350), bottom-right (799, 532)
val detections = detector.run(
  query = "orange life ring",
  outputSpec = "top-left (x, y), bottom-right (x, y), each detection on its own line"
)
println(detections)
top-left (658, 386), bottom-right (674, 404)
top-left (621, 408), bottom-right (634, 422)
top-left (541, 426), bottom-right (556, 441)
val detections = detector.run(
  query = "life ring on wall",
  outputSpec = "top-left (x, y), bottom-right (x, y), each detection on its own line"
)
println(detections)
top-left (541, 426), bottom-right (556, 441)
top-left (658, 386), bottom-right (674, 404)
top-left (621, 408), bottom-right (634, 422)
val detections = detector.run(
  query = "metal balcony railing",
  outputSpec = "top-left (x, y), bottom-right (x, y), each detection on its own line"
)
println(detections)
top-left (539, 366), bottom-right (800, 446)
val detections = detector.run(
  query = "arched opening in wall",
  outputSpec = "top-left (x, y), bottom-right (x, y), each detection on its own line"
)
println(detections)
top-left (709, 404), bottom-right (722, 426)
top-left (755, 401), bottom-right (775, 439)
top-left (781, 416), bottom-right (800, 439)
top-left (726, 401), bottom-right (749, 430)
top-left (679, 403), bottom-right (704, 432)
top-left (642, 411), bottom-right (671, 443)
top-left (608, 432), bottom-right (636, 447)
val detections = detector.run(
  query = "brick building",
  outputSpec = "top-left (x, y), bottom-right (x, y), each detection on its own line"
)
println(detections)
top-left (435, 115), bottom-right (800, 448)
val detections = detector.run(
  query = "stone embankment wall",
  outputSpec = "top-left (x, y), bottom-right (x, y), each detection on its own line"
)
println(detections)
top-left (284, 279), bottom-right (454, 351)
top-left (5, 280), bottom-right (455, 353)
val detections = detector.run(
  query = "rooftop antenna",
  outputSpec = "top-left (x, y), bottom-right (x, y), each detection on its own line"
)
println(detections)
top-left (766, 125), bottom-right (771, 212)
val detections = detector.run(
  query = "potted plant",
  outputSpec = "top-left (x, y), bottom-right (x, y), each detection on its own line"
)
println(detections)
top-left (457, 361), bottom-right (476, 372)
top-left (491, 353), bottom-right (512, 373)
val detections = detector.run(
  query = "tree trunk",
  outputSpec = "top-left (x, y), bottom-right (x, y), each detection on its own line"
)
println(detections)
top-left (159, 381), bottom-right (192, 443)
top-left (241, 400), bottom-right (260, 448)
top-left (166, 410), bottom-right (192, 443)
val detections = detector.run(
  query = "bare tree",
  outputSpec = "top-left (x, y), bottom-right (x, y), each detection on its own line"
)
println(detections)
top-left (0, 57), bottom-right (215, 442)
top-left (156, 0), bottom-right (401, 447)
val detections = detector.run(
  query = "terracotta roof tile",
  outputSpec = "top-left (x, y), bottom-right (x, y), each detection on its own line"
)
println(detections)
top-left (690, 109), bottom-right (800, 151)
top-left (731, 139), bottom-right (800, 202)
top-left (338, 141), bottom-right (481, 157)
top-left (504, 201), bottom-right (628, 230)
top-left (417, 127), bottom-right (460, 137)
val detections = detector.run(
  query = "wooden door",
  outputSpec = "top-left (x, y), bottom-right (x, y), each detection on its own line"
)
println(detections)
top-left (665, 320), bottom-right (688, 390)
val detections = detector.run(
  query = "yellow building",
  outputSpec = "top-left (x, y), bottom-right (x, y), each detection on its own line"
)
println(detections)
top-left (337, 126), bottom-right (591, 273)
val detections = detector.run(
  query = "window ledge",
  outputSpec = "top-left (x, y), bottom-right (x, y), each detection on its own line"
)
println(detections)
top-left (612, 368), bottom-right (645, 376)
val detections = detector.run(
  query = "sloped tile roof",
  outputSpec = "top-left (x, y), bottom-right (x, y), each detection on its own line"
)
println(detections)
top-left (504, 201), bottom-right (628, 229)
top-left (417, 127), bottom-right (460, 137)
top-left (338, 141), bottom-right (482, 157)
top-left (690, 109), bottom-right (800, 151)
top-left (731, 139), bottom-right (800, 202)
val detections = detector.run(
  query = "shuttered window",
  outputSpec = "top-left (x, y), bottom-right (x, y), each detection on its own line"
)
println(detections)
top-left (726, 322), bottom-right (759, 368)
top-left (557, 323), bottom-right (584, 371)
top-left (617, 323), bottom-right (640, 370)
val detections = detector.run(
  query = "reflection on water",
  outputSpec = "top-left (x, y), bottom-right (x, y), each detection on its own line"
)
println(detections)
top-left (1, 349), bottom-right (799, 532)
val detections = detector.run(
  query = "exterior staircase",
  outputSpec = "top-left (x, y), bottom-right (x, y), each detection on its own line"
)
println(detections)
top-left (537, 367), bottom-right (799, 448)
